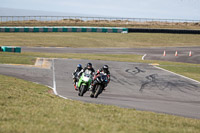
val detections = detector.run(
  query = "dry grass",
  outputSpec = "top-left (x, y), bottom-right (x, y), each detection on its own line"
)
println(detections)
top-left (1, 19), bottom-right (200, 29)
top-left (0, 33), bottom-right (200, 48)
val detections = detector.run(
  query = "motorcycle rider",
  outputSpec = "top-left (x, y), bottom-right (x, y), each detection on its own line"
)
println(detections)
top-left (77, 63), bottom-right (95, 91)
top-left (72, 64), bottom-right (83, 90)
top-left (90, 65), bottom-right (110, 96)
top-left (78, 62), bottom-right (95, 79)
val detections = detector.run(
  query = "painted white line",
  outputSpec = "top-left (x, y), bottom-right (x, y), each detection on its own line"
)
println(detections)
top-left (46, 85), bottom-right (69, 99)
top-left (52, 59), bottom-right (58, 95)
top-left (52, 59), bottom-right (69, 100)
top-left (142, 54), bottom-right (147, 60)
top-left (58, 95), bottom-right (71, 100)
top-left (153, 65), bottom-right (200, 84)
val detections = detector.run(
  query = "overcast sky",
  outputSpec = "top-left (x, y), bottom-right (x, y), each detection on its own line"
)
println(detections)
top-left (1, 0), bottom-right (200, 19)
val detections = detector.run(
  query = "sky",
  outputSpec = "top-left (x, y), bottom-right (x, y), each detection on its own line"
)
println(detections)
top-left (1, 0), bottom-right (200, 20)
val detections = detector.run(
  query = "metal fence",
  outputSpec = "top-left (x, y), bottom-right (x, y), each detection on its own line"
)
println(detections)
top-left (0, 16), bottom-right (200, 26)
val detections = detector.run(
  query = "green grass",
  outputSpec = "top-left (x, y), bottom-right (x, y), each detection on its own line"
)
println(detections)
top-left (0, 74), bottom-right (200, 133)
top-left (160, 65), bottom-right (200, 82)
top-left (0, 33), bottom-right (200, 47)
top-left (0, 52), bottom-right (35, 65)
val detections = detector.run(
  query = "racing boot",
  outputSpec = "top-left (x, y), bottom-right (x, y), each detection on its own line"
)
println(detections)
top-left (90, 91), bottom-right (94, 98)
top-left (74, 83), bottom-right (78, 91)
top-left (90, 84), bottom-right (95, 98)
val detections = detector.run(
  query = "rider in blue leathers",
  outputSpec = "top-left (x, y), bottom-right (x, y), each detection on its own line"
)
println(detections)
top-left (72, 64), bottom-right (83, 90)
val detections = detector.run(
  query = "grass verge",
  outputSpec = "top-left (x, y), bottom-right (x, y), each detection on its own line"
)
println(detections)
top-left (0, 33), bottom-right (200, 47)
top-left (0, 74), bottom-right (200, 133)
top-left (0, 52), bottom-right (35, 65)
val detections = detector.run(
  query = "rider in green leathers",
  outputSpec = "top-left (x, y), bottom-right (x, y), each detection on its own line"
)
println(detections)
top-left (77, 63), bottom-right (95, 89)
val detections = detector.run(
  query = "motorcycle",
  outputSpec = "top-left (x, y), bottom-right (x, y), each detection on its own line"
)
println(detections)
top-left (77, 72), bottom-right (93, 96)
top-left (90, 73), bottom-right (109, 98)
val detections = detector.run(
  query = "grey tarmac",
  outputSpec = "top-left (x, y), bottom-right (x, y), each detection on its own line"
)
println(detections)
top-left (0, 58), bottom-right (200, 119)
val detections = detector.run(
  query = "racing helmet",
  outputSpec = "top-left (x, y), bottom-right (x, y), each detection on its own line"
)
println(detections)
top-left (77, 64), bottom-right (82, 71)
top-left (87, 63), bottom-right (92, 69)
top-left (103, 65), bottom-right (109, 73)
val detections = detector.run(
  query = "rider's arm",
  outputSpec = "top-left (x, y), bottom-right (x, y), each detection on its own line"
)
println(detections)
top-left (107, 74), bottom-right (110, 82)
top-left (72, 70), bottom-right (76, 77)
top-left (78, 69), bottom-right (84, 77)
top-left (96, 70), bottom-right (100, 74)
top-left (107, 71), bottom-right (111, 82)
top-left (96, 68), bottom-right (102, 75)
top-left (91, 68), bottom-right (96, 80)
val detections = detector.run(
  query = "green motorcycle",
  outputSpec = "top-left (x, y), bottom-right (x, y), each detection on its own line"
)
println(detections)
top-left (77, 72), bottom-right (93, 96)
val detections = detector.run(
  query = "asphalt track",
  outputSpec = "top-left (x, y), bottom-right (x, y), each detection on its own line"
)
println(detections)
top-left (22, 46), bottom-right (200, 64)
top-left (0, 47), bottom-right (200, 119)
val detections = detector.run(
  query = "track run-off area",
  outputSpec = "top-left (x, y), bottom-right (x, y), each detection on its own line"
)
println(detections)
top-left (0, 46), bottom-right (200, 119)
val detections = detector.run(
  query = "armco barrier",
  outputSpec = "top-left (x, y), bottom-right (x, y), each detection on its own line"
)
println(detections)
top-left (1, 46), bottom-right (21, 53)
top-left (128, 28), bottom-right (200, 34)
top-left (2, 27), bottom-right (199, 34)
top-left (0, 27), bottom-right (128, 33)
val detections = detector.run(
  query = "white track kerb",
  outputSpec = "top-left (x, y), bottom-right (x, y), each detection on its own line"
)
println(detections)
top-left (52, 59), bottom-right (58, 95)
top-left (153, 66), bottom-right (200, 84)
top-left (142, 54), bottom-right (147, 60)
top-left (52, 59), bottom-right (69, 99)
top-left (142, 54), bottom-right (200, 84)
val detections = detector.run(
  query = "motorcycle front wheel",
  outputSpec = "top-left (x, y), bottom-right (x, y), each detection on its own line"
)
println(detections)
top-left (94, 85), bottom-right (103, 98)
top-left (79, 85), bottom-right (87, 96)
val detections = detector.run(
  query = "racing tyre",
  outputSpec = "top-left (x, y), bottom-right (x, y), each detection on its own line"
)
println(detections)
top-left (94, 85), bottom-right (103, 98)
top-left (80, 85), bottom-right (87, 96)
